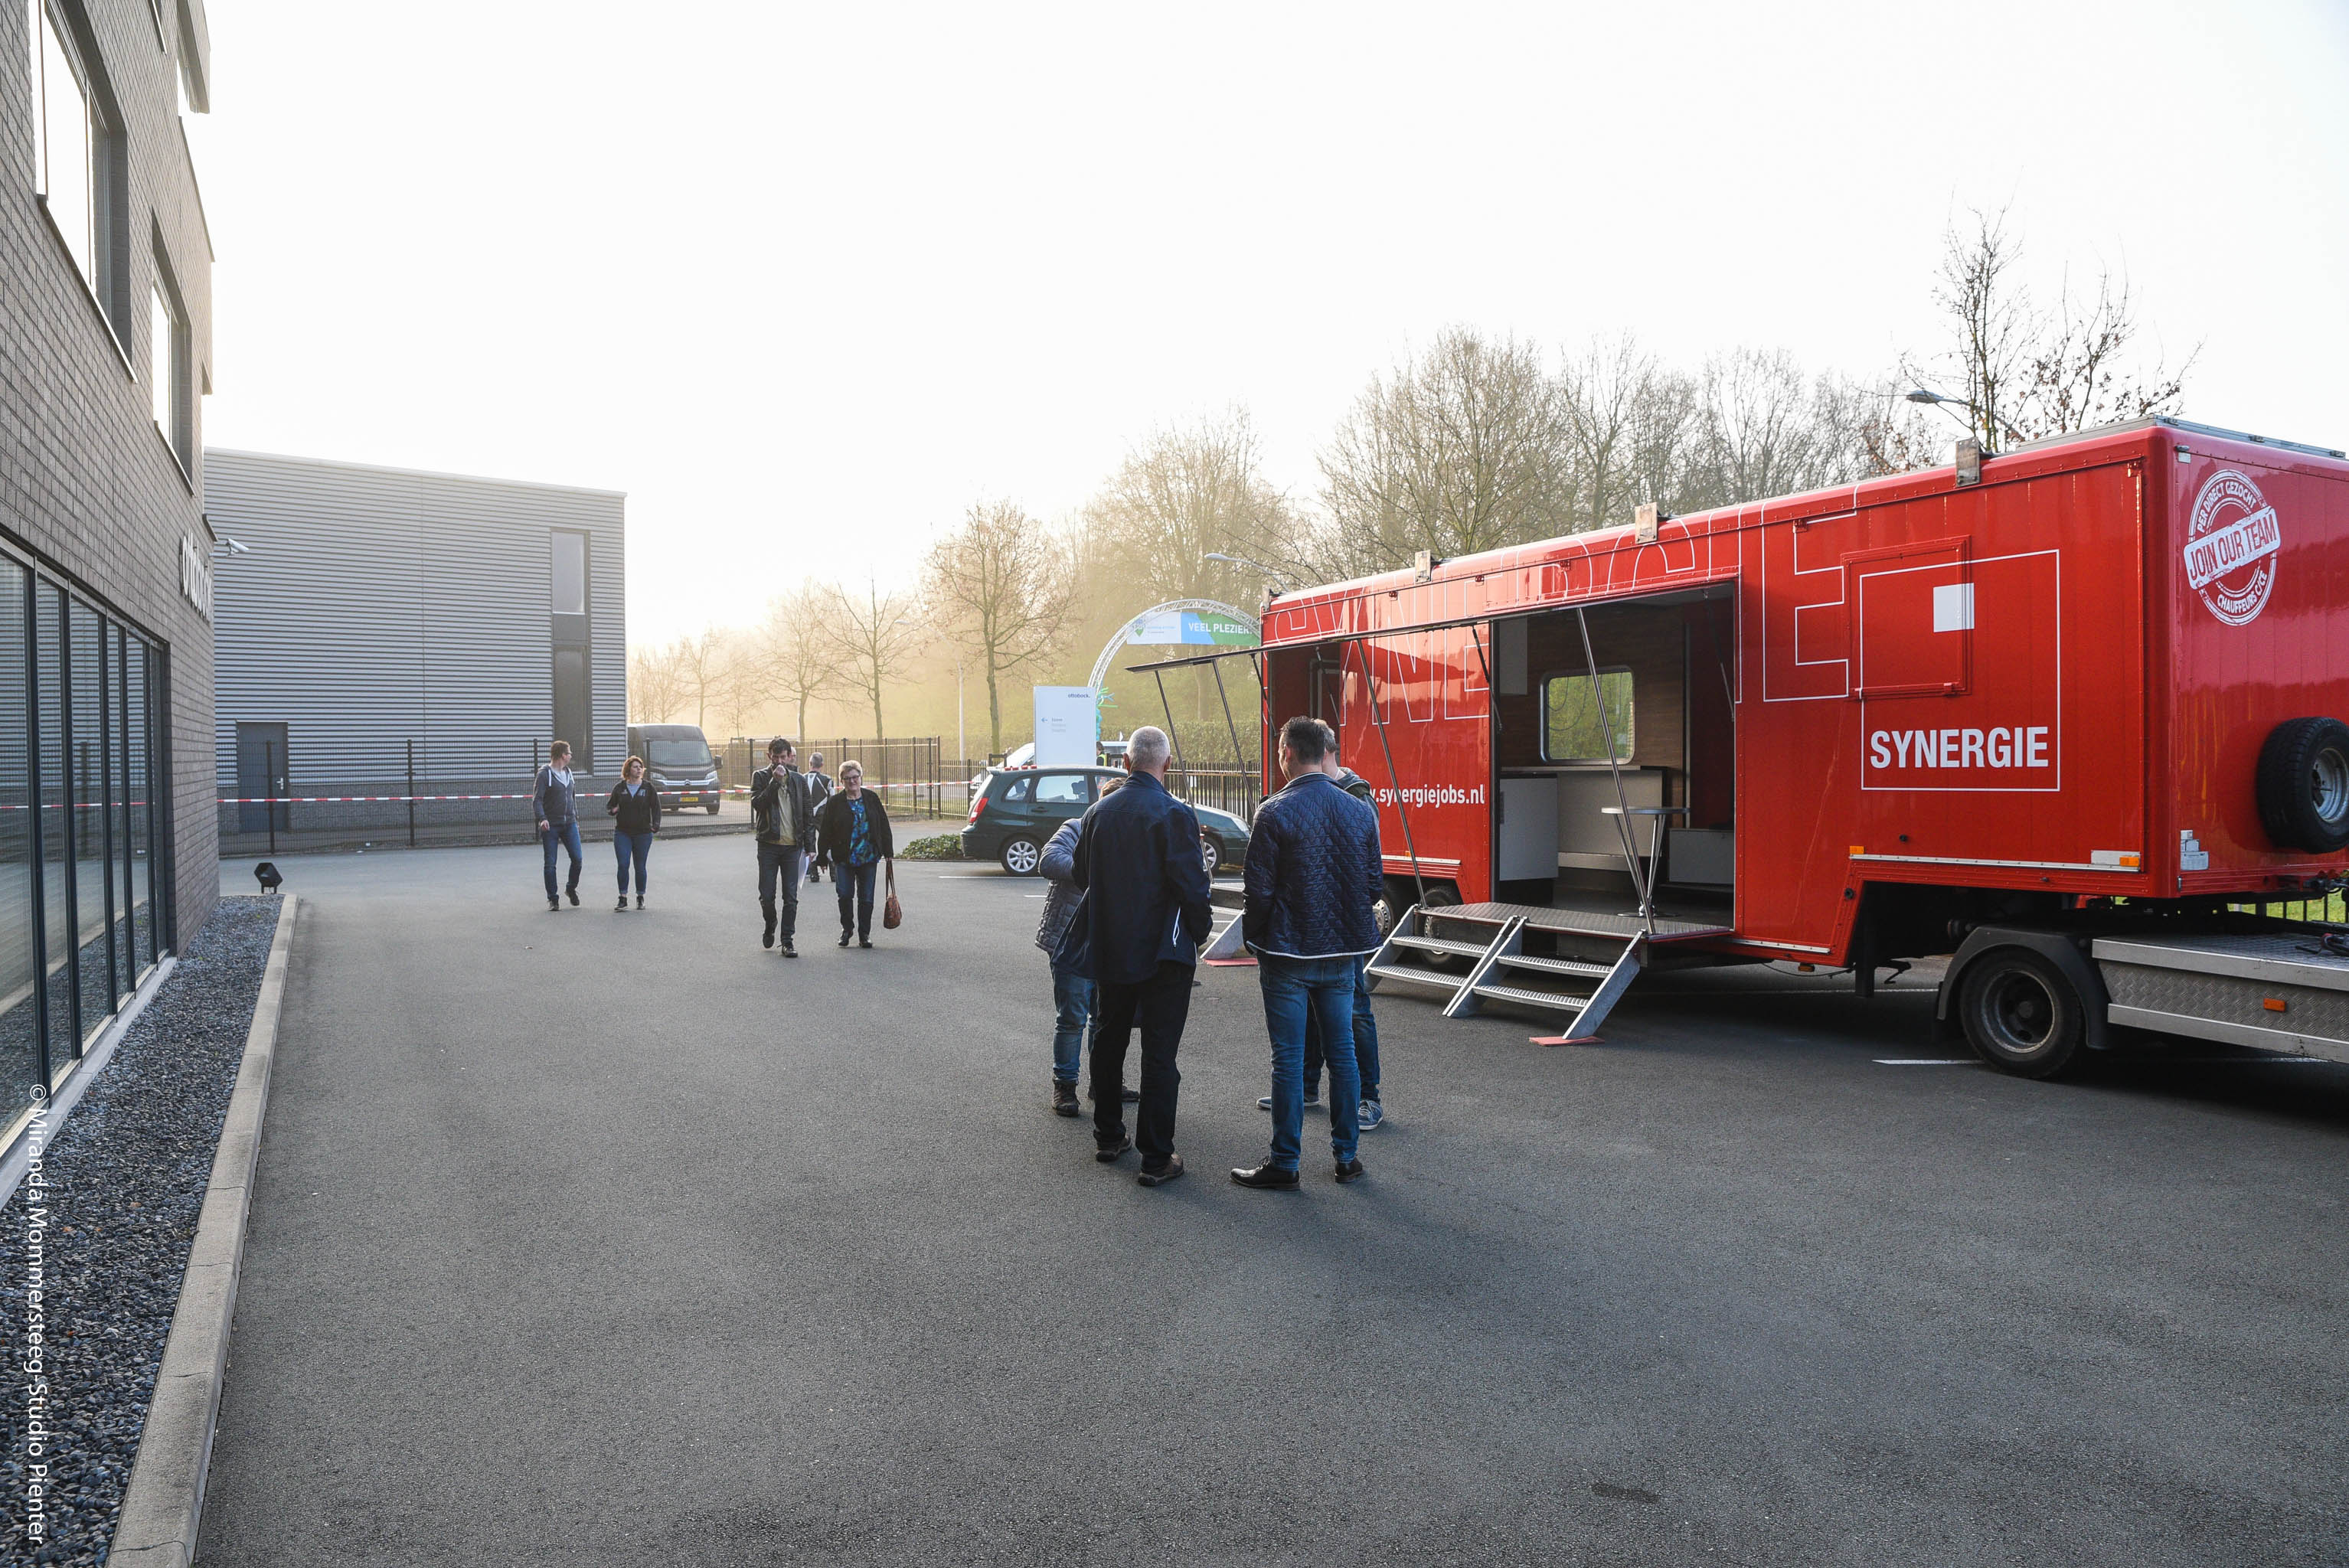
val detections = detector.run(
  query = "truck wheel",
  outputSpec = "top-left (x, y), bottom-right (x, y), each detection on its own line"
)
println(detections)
top-left (999, 836), bottom-right (1044, 876)
top-left (1959, 948), bottom-right (2086, 1079)
top-left (2256, 717), bottom-right (2349, 853)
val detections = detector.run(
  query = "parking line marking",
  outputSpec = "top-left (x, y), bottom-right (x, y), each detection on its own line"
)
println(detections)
top-left (1874, 1058), bottom-right (1974, 1066)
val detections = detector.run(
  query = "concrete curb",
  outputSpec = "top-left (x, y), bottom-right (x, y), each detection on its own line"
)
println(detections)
top-left (108, 894), bottom-right (300, 1568)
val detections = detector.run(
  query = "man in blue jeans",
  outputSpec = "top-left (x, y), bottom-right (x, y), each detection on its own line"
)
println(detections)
top-left (1233, 715), bottom-right (1386, 1189)
top-left (534, 740), bottom-right (584, 910)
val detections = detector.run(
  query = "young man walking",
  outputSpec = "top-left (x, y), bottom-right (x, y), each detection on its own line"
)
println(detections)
top-left (1233, 716), bottom-right (1384, 1189)
top-left (752, 737), bottom-right (816, 956)
top-left (534, 740), bottom-right (585, 910)
top-left (1070, 727), bottom-right (1213, 1187)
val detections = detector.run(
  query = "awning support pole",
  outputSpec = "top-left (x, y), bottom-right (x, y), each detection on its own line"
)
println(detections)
top-left (1351, 636), bottom-right (1428, 911)
top-left (1207, 657), bottom-right (1255, 816)
top-left (1575, 605), bottom-right (1649, 931)
top-left (1150, 669), bottom-right (1188, 773)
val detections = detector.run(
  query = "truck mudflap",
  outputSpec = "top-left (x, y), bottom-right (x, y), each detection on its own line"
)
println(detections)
top-left (1935, 926), bottom-right (2112, 1051)
top-left (2093, 933), bottom-right (2349, 1063)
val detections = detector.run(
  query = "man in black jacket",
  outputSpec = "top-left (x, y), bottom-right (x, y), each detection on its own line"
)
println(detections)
top-left (752, 737), bottom-right (816, 956)
top-left (1070, 726), bottom-right (1214, 1187)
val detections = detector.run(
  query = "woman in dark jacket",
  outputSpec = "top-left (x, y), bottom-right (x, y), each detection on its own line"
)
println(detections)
top-left (606, 756), bottom-right (662, 910)
top-left (815, 760), bottom-right (893, 947)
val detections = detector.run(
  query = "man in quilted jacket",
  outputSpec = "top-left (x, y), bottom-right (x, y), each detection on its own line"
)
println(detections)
top-left (1234, 715), bottom-right (1386, 1189)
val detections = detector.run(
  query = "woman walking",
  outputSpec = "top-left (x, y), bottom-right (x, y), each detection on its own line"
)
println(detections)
top-left (815, 760), bottom-right (893, 948)
top-left (606, 755), bottom-right (662, 910)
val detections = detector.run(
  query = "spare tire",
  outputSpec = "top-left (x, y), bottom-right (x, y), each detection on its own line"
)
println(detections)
top-left (2256, 717), bottom-right (2349, 854)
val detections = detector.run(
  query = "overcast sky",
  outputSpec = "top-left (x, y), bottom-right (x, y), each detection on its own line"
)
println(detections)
top-left (189, 0), bottom-right (2349, 646)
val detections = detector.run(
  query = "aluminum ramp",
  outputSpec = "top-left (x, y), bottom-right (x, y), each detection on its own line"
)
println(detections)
top-left (1364, 901), bottom-right (1730, 1037)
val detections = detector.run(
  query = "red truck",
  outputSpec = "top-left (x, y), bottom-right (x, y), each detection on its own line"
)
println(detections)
top-left (1172, 417), bottom-right (2349, 1076)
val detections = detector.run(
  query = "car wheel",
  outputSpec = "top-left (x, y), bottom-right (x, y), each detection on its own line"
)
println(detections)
top-left (1000, 836), bottom-right (1044, 876)
top-left (1200, 834), bottom-right (1222, 876)
top-left (1959, 948), bottom-right (2086, 1080)
top-left (705, 801), bottom-right (720, 815)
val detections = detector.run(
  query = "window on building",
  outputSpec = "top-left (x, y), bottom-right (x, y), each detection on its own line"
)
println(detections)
top-left (28, 2), bottom-right (126, 335)
top-left (550, 531), bottom-right (587, 616)
top-left (1542, 668), bottom-right (1635, 763)
top-left (149, 276), bottom-right (186, 466)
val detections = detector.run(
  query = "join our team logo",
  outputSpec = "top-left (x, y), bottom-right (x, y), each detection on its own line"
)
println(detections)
top-left (2181, 469), bottom-right (2281, 626)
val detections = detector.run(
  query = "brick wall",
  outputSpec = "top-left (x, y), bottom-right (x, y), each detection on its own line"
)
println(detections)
top-left (0, 0), bottom-right (218, 946)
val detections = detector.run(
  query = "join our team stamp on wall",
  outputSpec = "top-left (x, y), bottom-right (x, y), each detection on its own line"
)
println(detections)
top-left (2183, 469), bottom-right (2282, 626)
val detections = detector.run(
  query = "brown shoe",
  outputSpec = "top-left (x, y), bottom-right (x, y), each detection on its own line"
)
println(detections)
top-left (1094, 1135), bottom-right (1132, 1163)
top-left (1051, 1082), bottom-right (1081, 1117)
top-left (1137, 1154), bottom-right (1184, 1187)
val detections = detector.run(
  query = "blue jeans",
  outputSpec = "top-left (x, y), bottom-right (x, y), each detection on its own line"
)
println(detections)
top-left (614, 830), bottom-right (652, 894)
top-left (1050, 962), bottom-right (1094, 1084)
top-left (837, 859), bottom-right (879, 938)
top-left (541, 819), bottom-right (583, 900)
top-left (1304, 955), bottom-right (1381, 1099)
top-left (1259, 955), bottom-right (1361, 1170)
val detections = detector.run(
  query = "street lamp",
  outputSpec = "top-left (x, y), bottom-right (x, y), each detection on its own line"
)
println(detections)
top-left (1905, 387), bottom-right (2024, 448)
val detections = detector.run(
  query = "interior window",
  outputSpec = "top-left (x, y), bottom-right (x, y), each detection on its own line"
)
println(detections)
top-left (1544, 669), bottom-right (1635, 763)
top-left (1034, 773), bottom-right (1090, 805)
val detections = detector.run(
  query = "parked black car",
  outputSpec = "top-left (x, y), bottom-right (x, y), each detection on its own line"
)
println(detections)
top-left (961, 766), bottom-right (1249, 877)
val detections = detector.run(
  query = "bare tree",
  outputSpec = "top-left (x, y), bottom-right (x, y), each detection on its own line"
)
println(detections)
top-left (626, 643), bottom-right (684, 724)
top-left (824, 579), bottom-right (926, 740)
top-left (1906, 207), bottom-right (2194, 452)
top-left (1315, 328), bottom-right (1573, 576)
top-left (1082, 409), bottom-right (1302, 606)
top-left (671, 629), bottom-right (732, 732)
top-left (708, 629), bottom-right (767, 738)
top-left (1559, 335), bottom-right (1665, 532)
top-left (759, 580), bottom-right (845, 741)
top-left (923, 501), bottom-right (1079, 755)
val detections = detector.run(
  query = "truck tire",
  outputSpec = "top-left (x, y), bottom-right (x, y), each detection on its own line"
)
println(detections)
top-left (2256, 717), bottom-right (2349, 854)
top-left (1958, 948), bottom-right (2087, 1079)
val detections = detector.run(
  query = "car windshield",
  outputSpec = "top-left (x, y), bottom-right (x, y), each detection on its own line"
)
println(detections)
top-left (645, 740), bottom-right (711, 768)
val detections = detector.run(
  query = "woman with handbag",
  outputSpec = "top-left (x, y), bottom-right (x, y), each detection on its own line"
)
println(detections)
top-left (815, 760), bottom-right (895, 948)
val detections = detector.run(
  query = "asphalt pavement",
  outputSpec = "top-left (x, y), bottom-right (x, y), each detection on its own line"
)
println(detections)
top-left (196, 837), bottom-right (2349, 1566)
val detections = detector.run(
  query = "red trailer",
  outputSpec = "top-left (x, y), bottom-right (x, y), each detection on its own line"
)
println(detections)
top-left (1143, 418), bottom-right (2349, 1076)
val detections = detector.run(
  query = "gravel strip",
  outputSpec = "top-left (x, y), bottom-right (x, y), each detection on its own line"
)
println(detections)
top-left (0, 897), bottom-right (281, 1566)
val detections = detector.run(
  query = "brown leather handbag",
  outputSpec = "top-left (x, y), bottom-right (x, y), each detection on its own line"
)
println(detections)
top-left (882, 861), bottom-right (902, 929)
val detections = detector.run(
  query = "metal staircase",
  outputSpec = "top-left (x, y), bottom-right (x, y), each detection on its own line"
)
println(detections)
top-left (1365, 901), bottom-right (1728, 1037)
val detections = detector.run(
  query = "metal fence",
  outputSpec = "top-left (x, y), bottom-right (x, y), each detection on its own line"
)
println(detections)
top-left (1168, 767), bottom-right (1260, 822)
top-left (2227, 893), bottom-right (2348, 926)
top-left (720, 737), bottom-right (958, 819)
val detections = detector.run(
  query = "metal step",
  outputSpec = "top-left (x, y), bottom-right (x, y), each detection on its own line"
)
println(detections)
top-left (1469, 982), bottom-right (1591, 1013)
top-left (1367, 963), bottom-right (1459, 990)
top-left (1387, 933), bottom-right (1492, 959)
top-left (1493, 952), bottom-right (1614, 980)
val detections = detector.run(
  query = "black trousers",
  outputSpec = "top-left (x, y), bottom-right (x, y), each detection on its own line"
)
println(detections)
top-left (1091, 960), bottom-right (1194, 1165)
top-left (757, 842), bottom-right (803, 939)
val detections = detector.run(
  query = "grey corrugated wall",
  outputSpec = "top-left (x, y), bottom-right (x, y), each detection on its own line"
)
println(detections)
top-left (204, 449), bottom-right (626, 789)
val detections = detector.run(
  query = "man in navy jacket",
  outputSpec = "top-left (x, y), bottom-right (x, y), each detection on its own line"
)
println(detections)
top-left (1071, 726), bottom-right (1213, 1187)
top-left (1234, 715), bottom-right (1384, 1188)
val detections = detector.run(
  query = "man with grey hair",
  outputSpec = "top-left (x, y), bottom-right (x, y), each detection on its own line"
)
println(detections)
top-left (1070, 724), bottom-right (1214, 1187)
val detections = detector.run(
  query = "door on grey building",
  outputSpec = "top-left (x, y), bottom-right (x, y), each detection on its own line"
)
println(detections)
top-left (234, 722), bottom-right (289, 834)
top-left (551, 650), bottom-right (590, 773)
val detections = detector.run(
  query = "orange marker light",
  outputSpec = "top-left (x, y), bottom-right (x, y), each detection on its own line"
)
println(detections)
top-left (2262, 998), bottom-right (2288, 1013)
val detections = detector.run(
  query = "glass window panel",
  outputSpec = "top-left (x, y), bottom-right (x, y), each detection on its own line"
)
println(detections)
top-left (34, 583), bottom-right (73, 1073)
top-left (108, 621), bottom-right (132, 1007)
top-left (150, 286), bottom-right (173, 435)
top-left (1543, 669), bottom-right (1635, 763)
top-left (550, 531), bottom-right (586, 615)
top-left (37, 8), bottom-right (94, 286)
top-left (126, 639), bottom-right (154, 975)
top-left (0, 562), bottom-right (37, 1098)
top-left (70, 599), bottom-right (112, 1044)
